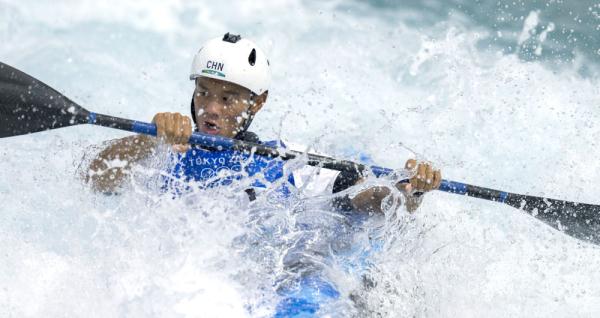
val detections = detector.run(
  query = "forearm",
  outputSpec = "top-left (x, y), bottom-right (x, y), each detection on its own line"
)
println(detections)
top-left (86, 134), bottom-right (157, 192)
top-left (343, 159), bottom-right (440, 213)
top-left (403, 193), bottom-right (423, 213)
top-left (350, 186), bottom-right (390, 213)
top-left (350, 186), bottom-right (423, 213)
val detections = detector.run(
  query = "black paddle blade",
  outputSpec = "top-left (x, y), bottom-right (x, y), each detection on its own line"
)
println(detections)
top-left (505, 194), bottom-right (600, 244)
top-left (0, 62), bottom-right (89, 138)
top-left (458, 182), bottom-right (600, 244)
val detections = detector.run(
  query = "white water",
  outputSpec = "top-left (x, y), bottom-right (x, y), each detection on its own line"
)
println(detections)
top-left (1, 0), bottom-right (600, 317)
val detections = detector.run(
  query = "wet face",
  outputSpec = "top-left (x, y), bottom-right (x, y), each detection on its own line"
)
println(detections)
top-left (193, 77), bottom-right (267, 138)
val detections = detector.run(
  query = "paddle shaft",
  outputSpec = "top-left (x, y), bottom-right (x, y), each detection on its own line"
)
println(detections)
top-left (91, 113), bottom-right (600, 241)
top-left (90, 112), bottom-right (499, 193)
top-left (2, 61), bottom-right (599, 244)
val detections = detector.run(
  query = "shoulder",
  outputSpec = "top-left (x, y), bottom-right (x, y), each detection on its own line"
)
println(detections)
top-left (235, 130), bottom-right (287, 149)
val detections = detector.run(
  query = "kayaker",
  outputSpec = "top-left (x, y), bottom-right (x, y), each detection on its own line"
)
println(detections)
top-left (85, 32), bottom-right (442, 212)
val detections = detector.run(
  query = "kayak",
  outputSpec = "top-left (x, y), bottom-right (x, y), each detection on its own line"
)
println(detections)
top-left (275, 275), bottom-right (341, 317)
top-left (265, 209), bottom-right (379, 317)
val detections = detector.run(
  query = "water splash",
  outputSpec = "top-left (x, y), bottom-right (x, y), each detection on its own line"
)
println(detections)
top-left (1, 0), bottom-right (600, 317)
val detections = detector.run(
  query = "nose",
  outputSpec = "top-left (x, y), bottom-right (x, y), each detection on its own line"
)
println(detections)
top-left (197, 96), bottom-right (223, 120)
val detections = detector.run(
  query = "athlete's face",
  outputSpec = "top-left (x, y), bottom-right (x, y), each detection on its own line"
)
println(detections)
top-left (193, 77), bottom-right (267, 138)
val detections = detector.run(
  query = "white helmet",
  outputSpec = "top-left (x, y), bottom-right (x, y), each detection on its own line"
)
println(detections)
top-left (190, 33), bottom-right (271, 95)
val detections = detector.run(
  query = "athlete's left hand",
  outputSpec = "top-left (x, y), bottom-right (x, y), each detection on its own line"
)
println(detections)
top-left (396, 159), bottom-right (442, 194)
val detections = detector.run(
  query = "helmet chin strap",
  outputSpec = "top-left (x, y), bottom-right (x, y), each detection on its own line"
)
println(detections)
top-left (190, 97), bottom-right (197, 127)
top-left (239, 113), bottom-right (254, 133)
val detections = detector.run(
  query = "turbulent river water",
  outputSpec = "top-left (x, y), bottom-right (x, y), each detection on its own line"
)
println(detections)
top-left (1, 0), bottom-right (600, 317)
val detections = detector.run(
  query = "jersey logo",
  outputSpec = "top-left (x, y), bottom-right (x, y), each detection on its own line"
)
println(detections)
top-left (166, 143), bottom-right (295, 197)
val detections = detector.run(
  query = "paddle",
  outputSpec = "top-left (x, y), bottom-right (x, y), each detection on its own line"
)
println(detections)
top-left (1, 61), bottom-right (599, 244)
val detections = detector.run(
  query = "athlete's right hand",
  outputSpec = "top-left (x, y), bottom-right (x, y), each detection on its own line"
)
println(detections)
top-left (152, 112), bottom-right (193, 153)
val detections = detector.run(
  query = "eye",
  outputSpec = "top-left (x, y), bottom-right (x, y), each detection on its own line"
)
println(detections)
top-left (196, 91), bottom-right (209, 97)
top-left (222, 95), bottom-right (237, 104)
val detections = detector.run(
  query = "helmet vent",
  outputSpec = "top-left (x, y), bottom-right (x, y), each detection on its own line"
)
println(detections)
top-left (248, 49), bottom-right (256, 66)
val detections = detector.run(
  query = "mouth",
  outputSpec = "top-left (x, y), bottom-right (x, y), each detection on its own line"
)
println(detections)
top-left (200, 120), bottom-right (220, 135)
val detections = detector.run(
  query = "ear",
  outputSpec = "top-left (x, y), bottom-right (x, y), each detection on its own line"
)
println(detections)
top-left (248, 91), bottom-right (268, 115)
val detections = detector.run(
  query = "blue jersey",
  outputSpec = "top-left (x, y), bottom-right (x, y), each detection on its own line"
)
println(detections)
top-left (165, 140), bottom-right (295, 194)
